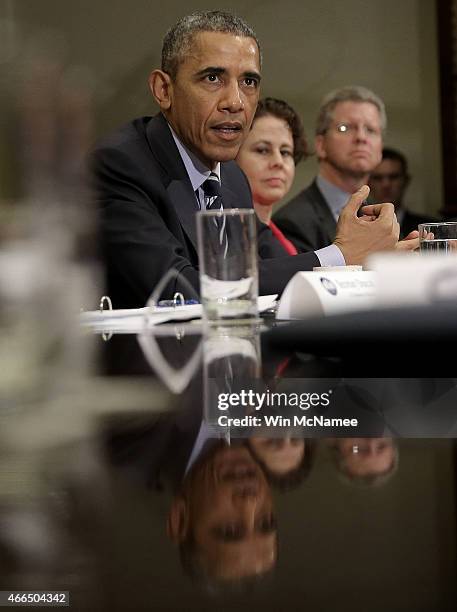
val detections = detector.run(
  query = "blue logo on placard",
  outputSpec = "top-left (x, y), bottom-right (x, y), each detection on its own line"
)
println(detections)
top-left (320, 277), bottom-right (337, 295)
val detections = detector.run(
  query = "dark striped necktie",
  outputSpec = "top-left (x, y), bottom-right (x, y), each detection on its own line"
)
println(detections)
top-left (201, 172), bottom-right (223, 211)
top-left (201, 172), bottom-right (228, 257)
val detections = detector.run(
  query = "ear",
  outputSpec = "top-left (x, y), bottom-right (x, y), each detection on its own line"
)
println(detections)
top-left (166, 496), bottom-right (189, 543)
top-left (314, 134), bottom-right (326, 161)
top-left (149, 69), bottom-right (173, 111)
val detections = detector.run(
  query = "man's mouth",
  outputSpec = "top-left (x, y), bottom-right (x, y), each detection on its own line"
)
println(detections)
top-left (211, 122), bottom-right (243, 139)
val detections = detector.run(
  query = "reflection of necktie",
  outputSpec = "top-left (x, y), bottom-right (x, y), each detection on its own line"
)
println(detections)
top-left (201, 173), bottom-right (228, 258)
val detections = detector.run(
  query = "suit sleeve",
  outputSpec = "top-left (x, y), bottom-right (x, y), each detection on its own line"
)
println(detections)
top-left (93, 141), bottom-right (319, 305)
top-left (92, 145), bottom-right (200, 308)
top-left (273, 212), bottom-right (323, 253)
top-left (256, 220), bottom-right (319, 294)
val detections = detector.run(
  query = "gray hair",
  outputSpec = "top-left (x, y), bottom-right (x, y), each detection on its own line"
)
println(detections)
top-left (162, 10), bottom-right (262, 80)
top-left (315, 85), bottom-right (387, 135)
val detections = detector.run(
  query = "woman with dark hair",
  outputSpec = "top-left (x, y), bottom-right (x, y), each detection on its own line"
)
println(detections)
top-left (247, 436), bottom-right (316, 492)
top-left (236, 97), bottom-right (308, 255)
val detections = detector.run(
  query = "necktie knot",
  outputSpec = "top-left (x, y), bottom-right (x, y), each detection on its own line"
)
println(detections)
top-left (202, 173), bottom-right (222, 199)
top-left (200, 172), bottom-right (228, 256)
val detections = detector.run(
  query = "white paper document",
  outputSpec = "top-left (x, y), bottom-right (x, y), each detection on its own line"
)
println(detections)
top-left (80, 295), bottom-right (278, 333)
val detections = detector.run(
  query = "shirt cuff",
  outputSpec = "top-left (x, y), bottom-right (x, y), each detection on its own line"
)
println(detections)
top-left (315, 244), bottom-right (346, 267)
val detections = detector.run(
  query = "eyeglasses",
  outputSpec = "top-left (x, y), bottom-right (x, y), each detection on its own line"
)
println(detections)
top-left (332, 123), bottom-right (381, 138)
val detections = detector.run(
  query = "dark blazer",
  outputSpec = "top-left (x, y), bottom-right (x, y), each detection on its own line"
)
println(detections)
top-left (400, 209), bottom-right (438, 238)
top-left (273, 180), bottom-right (337, 253)
top-left (91, 114), bottom-right (319, 308)
top-left (104, 399), bottom-right (204, 492)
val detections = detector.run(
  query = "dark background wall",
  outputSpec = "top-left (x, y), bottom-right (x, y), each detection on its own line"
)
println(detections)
top-left (0, 0), bottom-right (443, 214)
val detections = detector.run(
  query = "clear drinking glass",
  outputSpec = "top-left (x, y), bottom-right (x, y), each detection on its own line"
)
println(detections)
top-left (418, 222), bottom-right (457, 254)
top-left (203, 323), bottom-right (262, 436)
top-left (196, 208), bottom-right (259, 323)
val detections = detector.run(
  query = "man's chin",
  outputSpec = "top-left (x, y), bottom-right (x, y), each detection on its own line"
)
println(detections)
top-left (204, 136), bottom-right (245, 160)
top-left (346, 166), bottom-right (372, 180)
top-left (214, 143), bottom-right (243, 163)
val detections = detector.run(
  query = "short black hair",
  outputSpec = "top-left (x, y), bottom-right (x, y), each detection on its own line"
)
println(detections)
top-left (381, 147), bottom-right (409, 176)
top-left (248, 438), bottom-right (316, 492)
top-left (179, 534), bottom-right (276, 592)
top-left (162, 10), bottom-right (261, 80)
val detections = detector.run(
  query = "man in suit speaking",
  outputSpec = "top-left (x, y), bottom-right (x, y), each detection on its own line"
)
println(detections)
top-left (92, 11), bottom-right (407, 308)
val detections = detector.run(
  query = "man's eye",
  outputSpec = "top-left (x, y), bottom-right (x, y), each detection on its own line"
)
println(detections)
top-left (243, 77), bottom-right (258, 88)
top-left (205, 74), bottom-right (219, 83)
top-left (337, 124), bottom-right (350, 133)
top-left (221, 525), bottom-right (243, 540)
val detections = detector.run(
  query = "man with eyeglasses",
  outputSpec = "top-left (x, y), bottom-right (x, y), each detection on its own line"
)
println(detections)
top-left (369, 147), bottom-right (438, 237)
top-left (274, 86), bottom-right (400, 253)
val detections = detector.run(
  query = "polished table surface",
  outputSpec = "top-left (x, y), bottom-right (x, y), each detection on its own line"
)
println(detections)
top-left (1, 315), bottom-right (456, 611)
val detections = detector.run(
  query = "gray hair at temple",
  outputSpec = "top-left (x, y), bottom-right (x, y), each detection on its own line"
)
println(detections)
top-left (315, 85), bottom-right (387, 135)
top-left (161, 10), bottom-right (262, 80)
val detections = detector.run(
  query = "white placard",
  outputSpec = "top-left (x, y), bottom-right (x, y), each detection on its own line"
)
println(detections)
top-left (367, 252), bottom-right (457, 307)
top-left (276, 270), bottom-right (376, 320)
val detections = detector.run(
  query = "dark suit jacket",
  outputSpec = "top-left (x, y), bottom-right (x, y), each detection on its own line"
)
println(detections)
top-left (400, 209), bottom-right (438, 238)
top-left (273, 180), bottom-right (337, 253)
top-left (91, 114), bottom-right (319, 308)
top-left (104, 397), bottom-right (206, 492)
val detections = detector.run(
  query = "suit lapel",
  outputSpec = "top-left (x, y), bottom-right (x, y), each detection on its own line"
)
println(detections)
top-left (220, 165), bottom-right (252, 211)
top-left (220, 183), bottom-right (247, 210)
top-left (166, 179), bottom-right (200, 250)
top-left (145, 114), bottom-right (200, 251)
top-left (144, 115), bottom-right (251, 252)
top-left (310, 180), bottom-right (337, 241)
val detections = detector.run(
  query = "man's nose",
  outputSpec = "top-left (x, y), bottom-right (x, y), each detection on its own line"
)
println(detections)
top-left (354, 125), bottom-right (368, 141)
top-left (220, 81), bottom-right (244, 112)
top-left (232, 486), bottom-right (262, 527)
top-left (365, 440), bottom-right (379, 454)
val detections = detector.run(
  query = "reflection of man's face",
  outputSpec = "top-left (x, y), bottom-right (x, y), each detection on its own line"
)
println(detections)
top-left (163, 31), bottom-right (261, 169)
top-left (336, 438), bottom-right (395, 478)
top-left (249, 436), bottom-right (304, 476)
top-left (369, 158), bottom-right (408, 208)
top-left (168, 444), bottom-right (276, 580)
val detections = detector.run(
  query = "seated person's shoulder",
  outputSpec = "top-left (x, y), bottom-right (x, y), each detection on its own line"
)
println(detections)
top-left (90, 116), bottom-right (165, 188)
top-left (222, 159), bottom-right (252, 188)
top-left (273, 181), bottom-right (318, 221)
top-left (92, 116), bottom-right (152, 158)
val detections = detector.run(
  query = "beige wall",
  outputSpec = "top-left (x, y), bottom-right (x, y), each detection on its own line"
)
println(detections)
top-left (2, 0), bottom-right (443, 214)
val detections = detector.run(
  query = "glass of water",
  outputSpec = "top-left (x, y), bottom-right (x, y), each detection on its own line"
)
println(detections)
top-left (196, 208), bottom-right (259, 323)
top-left (419, 222), bottom-right (457, 254)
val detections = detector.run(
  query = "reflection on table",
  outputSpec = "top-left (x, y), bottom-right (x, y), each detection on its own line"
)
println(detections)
top-left (1, 317), bottom-right (456, 610)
